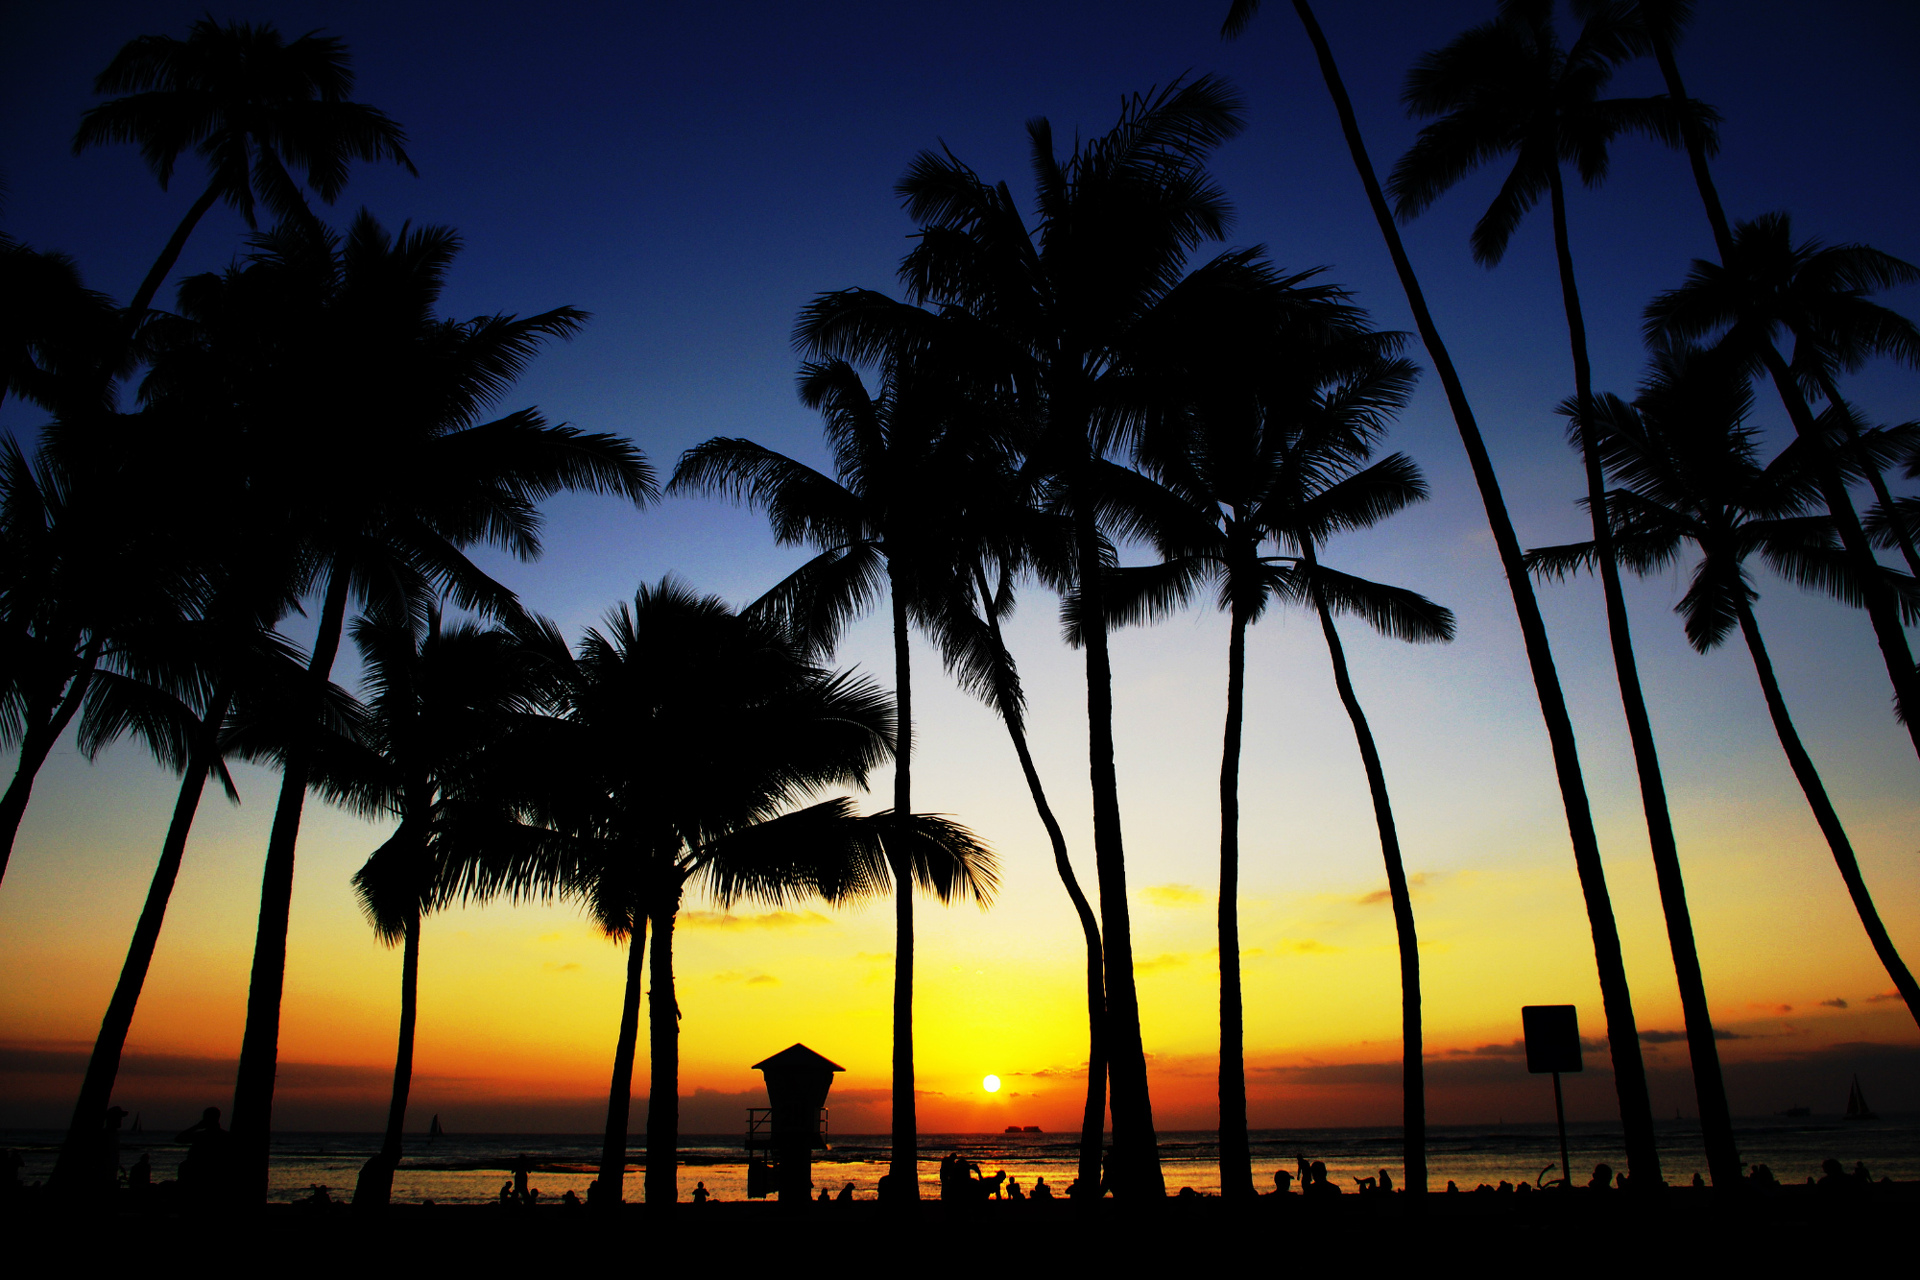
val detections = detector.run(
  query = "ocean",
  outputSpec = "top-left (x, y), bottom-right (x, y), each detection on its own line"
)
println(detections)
top-left (8, 1115), bottom-right (1915, 1202)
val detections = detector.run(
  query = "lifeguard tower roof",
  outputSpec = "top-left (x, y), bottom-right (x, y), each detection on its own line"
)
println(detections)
top-left (752, 1044), bottom-right (845, 1073)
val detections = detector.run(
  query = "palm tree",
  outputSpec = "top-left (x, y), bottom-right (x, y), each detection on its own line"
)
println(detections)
top-left (1386, 0), bottom-right (1718, 1185)
top-left (146, 213), bottom-right (656, 1200)
top-left (0, 235), bottom-right (121, 417)
top-left (802, 77), bottom-right (1268, 1197)
top-left (73, 17), bottom-right (415, 315)
top-left (449, 581), bottom-right (994, 1207)
top-left (1121, 302), bottom-right (1446, 1196)
top-left (1527, 347), bottom-right (1920, 1027)
top-left (672, 354), bottom-right (1000, 1198)
top-left (1647, 214), bottom-right (1920, 744)
top-left (342, 606), bottom-right (544, 1210)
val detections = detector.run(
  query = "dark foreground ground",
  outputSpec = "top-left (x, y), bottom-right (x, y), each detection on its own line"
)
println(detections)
top-left (6, 1183), bottom-right (1915, 1272)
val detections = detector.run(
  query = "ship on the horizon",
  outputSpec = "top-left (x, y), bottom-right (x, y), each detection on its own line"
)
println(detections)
top-left (1002, 1125), bottom-right (1043, 1134)
top-left (1843, 1076), bottom-right (1878, 1122)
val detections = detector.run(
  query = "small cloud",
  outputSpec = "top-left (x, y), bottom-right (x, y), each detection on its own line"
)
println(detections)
top-left (1280, 939), bottom-right (1340, 955)
top-left (1134, 953), bottom-right (1190, 974)
top-left (1713, 1029), bottom-right (1748, 1040)
top-left (542, 961), bottom-right (582, 973)
top-left (1864, 991), bottom-right (1901, 1004)
top-left (681, 910), bottom-right (832, 931)
top-left (746, 974), bottom-right (779, 987)
top-left (1357, 873), bottom-right (1434, 906)
top-left (1820, 998), bottom-right (1849, 1010)
top-left (1143, 884), bottom-right (1206, 908)
top-left (1639, 1029), bottom-right (1687, 1045)
top-left (716, 970), bottom-right (779, 986)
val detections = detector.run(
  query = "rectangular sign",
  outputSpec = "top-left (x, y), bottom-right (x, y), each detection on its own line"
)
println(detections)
top-left (1522, 1004), bottom-right (1583, 1074)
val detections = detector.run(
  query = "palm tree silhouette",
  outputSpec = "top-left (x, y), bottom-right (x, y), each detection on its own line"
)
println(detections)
top-left (1386, 0), bottom-right (1719, 1186)
top-left (162, 213), bottom-right (656, 1200)
top-left (1647, 214), bottom-right (1920, 746)
top-left (802, 77), bottom-right (1266, 1197)
top-left (448, 580), bottom-right (993, 1206)
top-left (1122, 293), bottom-right (1447, 1195)
top-left (0, 236), bottom-right (122, 418)
top-left (671, 353), bottom-right (993, 1197)
top-left (1527, 347), bottom-right (1920, 1027)
top-left (342, 606), bottom-right (542, 1210)
top-left (73, 18), bottom-right (415, 315)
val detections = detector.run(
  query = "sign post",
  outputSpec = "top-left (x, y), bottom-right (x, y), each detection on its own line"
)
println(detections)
top-left (1522, 1005), bottom-right (1582, 1188)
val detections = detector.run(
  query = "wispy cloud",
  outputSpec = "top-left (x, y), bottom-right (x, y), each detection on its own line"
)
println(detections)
top-left (1820, 998), bottom-right (1849, 1010)
top-left (1134, 953), bottom-right (1190, 974)
top-left (1143, 884), bottom-right (1206, 908)
top-left (714, 970), bottom-right (780, 986)
top-left (681, 910), bottom-right (832, 931)
top-left (1279, 939), bottom-right (1340, 955)
top-left (1750, 1002), bottom-right (1793, 1014)
top-left (1357, 872), bottom-right (1435, 906)
top-left (542, 961), bottom-right (582, 974)
top-left (1865, 991), bottom-right (1901, 1004)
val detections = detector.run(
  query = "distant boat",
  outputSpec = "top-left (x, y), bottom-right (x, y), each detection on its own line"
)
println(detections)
top-left (1844, 1076), bottom-right (1878, 1122)
top-left (129, 1113), bottom-right (143, 1135)
top-left (1021, 1126), bottom-right (1042, 1133)
top-left (1777, 1105), bottom-right (1810, 1118)
top-left (1004, 1126), bottom-right (1022, 1134)
top-left (429, 1114), bottom-right (444, 1140)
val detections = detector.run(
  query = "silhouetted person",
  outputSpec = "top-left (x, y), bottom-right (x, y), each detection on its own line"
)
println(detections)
top-left (1818, 1159), bottom-right (1852, 1191)
top-left (1272, 1168), bottom-right (1293, 1195)
top-left (1748, 1163), bottom-right (1776, 1187)
top-left (511, 1154), bottom-right (531, 1203)
top-left (1588, 1162), bottom-right (1613, 1190)
top-left (1853, 1161), bottom-right (1871, 1183)
top-left (1378, 1168), bottom-right (1393, 1194)
top-left (1354, 1174), bottom-right (1376, 1193)
top-left (1304, 1161), bottom-right (1340, 1197)
top-left (691, 1181), bottom-right (709, 1205)
top-left (985, 1169), bottom-right (1007, 1199)
top-left (305, 1183), bottom-right (332, 1206)
top-left (1031, 1176), bottom-right (1053, 1201)
top-left (1692, 1172), bottom-right (1705, 1187)
top-left (175, 1107), bottom-right (229, 1198)
top-left (819, 1186), bottom-right (832, 1203)
top-left (836, 1182), bottom-right (854, 1202)
top-left (498, 1181), bottom-right (514, 1205)
top-left (130, 1152), bottom-right (152, 1195)
top-left (1446, 1180), bottom-right (1459, 1193)
top-left (1515, 1180), bottom-right (1533, 1196)
top-left (562, 1189), bottom-right (582, 1209)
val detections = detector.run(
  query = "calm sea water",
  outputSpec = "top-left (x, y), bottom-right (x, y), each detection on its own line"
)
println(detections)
top-left (7, 1116), bottom-right (1914, 1203)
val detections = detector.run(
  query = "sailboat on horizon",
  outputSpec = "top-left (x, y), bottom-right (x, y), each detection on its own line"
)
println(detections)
top-left (1844, 1076), bottom-right (1878, 1123)
top-left (428, 1114), bottom-right (444, 1141)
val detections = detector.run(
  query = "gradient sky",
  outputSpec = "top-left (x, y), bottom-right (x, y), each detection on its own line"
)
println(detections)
top-left (2, 0), bottom-right (1917, 1137)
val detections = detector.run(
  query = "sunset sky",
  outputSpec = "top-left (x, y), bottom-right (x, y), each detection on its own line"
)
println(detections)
top-left (2, 0), bottom-right (1917, 1136)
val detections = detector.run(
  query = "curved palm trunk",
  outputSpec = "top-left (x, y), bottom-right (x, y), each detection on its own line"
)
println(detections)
top-left (1074, 495), bottom-right (1163, 1198)
top-left (1551, 166), bottom-right (1724, 1186)
top-left (596, 909), bottom-right (649, 1211)
top-left (353, 909), bottom-right (420, 1211)
top-left (50, 685), bottom-right (232, 1195)
top-left (0, 637), bottom-right (102, 887)
top-left (1288, 0), bottom-right (1659, 1191)
top-left (1306, 551), bottom-right (1425, 1194)
top-left (230, 568), bottom-right (352, 1201)
top-left (1216, 601), bottom-right (1252, 1200)
top-left (1736, 599), bottom-right (1920, 1025)
top-left (971, 562), bottom-right (1106, 1194)
top-left (886, 575), bottom-right (919, 1198)
top-left (128, 179), bottom-right (223, 316)
top-left (645, 886), bottom-right (682, 1205)
top-left (1652, 33), bottom-right (1920, 747)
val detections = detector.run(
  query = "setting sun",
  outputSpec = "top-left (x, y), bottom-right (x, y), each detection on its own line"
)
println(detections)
top-left (982, 1075), bottom-right (1001, 1094)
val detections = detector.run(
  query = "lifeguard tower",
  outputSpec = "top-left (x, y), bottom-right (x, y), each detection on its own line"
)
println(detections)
top-left (745, 1043), bottom-right (843, 1202)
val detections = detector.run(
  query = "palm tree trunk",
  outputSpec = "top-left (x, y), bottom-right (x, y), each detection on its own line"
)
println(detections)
top-left (1552, 163), bottom-right (1730, 1187)
top-left (1288, 0), bottom-right (1660, 1191)
top-left (1817, 374), bottom-right (1920, 580)
top-left (229, 568), bottom-right (352, 1201)
top-left (49, 684), bottom-right (232, 1195)
top-left (0, 637), bottom-right (102, 887)
top-left (1651, 30), bottom-right (1920, 747)
top-left (597, 908), bottom-right (649, 1211)
top-left (1217, 601), bottom-right (1252, 1200)
top-left (1074, 495), bottom-right (1164, 1198)
top-left (1306, 549), bottom-right (1425, 1195)
top-left (645, 887), bottom-right (681, 1205)
top-left (129, 179), bottom-right (223, 316)
top-left (1736, 599), bottom-right (1920, 1026)
top-left (353, 908), bottom-right (420, 1211)
top-left (885, 570), bottom-right (919, 1198)
top-left (970, 561), bottom-right (1106, 1195)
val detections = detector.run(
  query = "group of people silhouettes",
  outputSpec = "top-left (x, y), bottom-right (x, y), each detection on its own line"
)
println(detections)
top-left (936, 1152), bottom-right (1052, 1202)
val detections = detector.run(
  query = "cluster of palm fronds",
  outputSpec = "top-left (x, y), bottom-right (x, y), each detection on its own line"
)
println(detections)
top-left (6, 3), bottom-right (1919, 1212)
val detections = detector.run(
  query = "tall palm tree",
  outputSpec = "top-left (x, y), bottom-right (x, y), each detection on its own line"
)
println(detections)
top-left (802, 78), bottom-right (1267, 1197)
top-left (147, 213), bottom-right (656, 1200)
top-left (670, 354), bottom-right (989, 1198)
top-left (1386, 0), bottom-right (1715, 1185)
top-left (1647, 214), bottom-right (1920, 745)
top-left (342, 606), bottom-right (544, 1210)
top-left (1121, 305), bottom-right (1447, 1196)
top-left (1527, 347), bottom-right (1920, 1027)
top-left (73, 18), bottom-right (415, 315)
top-left (0, 236), bottom-right (122, 418)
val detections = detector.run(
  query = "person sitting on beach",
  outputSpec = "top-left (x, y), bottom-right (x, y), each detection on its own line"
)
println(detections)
top-left (837, 1182), bottom-right (854, 1202)
top-left (1587, 1163), bottom-right (1613, 1190)
top-left (1378, 1168), bottom-right (1393, 1194)
top-left (175, 1107), bottom-right (230, 1194)
top-left (499, 1181), bottom-right (514, 1205)
top-left (1853, 1162), bottom-right (1871, 1183)
top-left (1747, 1163), bottom-right (1775, 1187)
top-left (691, 1181), bottom-right (709, 1204)
top-left (562, 1189), bottom-right (582, 1209)
top-left (1496, 1180), bottom-right (1513, 1195)
top-left (1353, 1174), bottom-right (1376, 1193)
top-left (984, 1168), bottom-right (1007, 1199)
top-left (1272, 1168), bottom-right (1293, 1195)
top-left (819, 1186), bottom-right (832, 1202)
top-left (1817, 1159), bottom-right (1853, 1191)
top-left (1304, 1161), bottom-right (1339, 1196)
top-left (305, 1183), bottom-right (332, 1207)
top-left (1446, 1180), bottom-right (1459, 1193)
top-left (1514, 1180), bottom-right (1533, 1195)
top-left (1031, 1176), bottom-right (1053, 1201)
